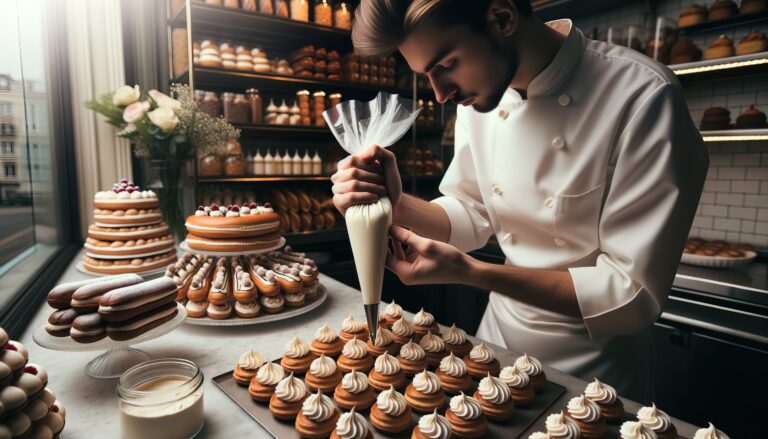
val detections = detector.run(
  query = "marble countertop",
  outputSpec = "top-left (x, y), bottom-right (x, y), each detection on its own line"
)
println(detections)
top-left (18, 252), bottom-right (700, 438)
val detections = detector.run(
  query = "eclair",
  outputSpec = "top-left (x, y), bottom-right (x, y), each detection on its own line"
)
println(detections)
top-left (107, 301), bottom-right (179, 341)
top-left (70, 274), bottom-right (145, 312)
top-left (70, 313), bottom-right (107, 343)
top-left (232, 261), bottom-right (257, 303)
top-left (247, 259), bottom-right (281, 296)
top-left (45, 309), bottom-right (79, 337)
top-left (47, 274), bottom-right (141, 310)
top-left (271, 263), bottom-right (303, 294)
top-left (98, 277), bottom-right (178, 322)
top-left (186, 259), bottom-right (215, 301)
top-left (207, 259), bottom-right (230, 305)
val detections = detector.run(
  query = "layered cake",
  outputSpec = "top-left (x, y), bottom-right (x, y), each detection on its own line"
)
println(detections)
top-left (184, 203), bottom-right (281, 252)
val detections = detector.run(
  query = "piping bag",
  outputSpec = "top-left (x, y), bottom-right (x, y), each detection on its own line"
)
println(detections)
top-left (323, 92), bottom-right (421, 343)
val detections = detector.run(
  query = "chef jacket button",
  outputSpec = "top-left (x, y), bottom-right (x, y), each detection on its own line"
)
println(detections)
top-left (492, 185), bottom-right (503, 195)
top-left (498, 108), bottom-right (509, 120)
top-left (554, 237), bottom-right (566, 247)
top-left (558, 94), bottom-right (571, 106)
top-left (552, 136), bottom-right (566, 150)
top-left (545, 197), bottom-right (554, 209)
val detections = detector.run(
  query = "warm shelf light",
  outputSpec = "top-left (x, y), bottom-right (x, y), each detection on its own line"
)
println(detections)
top-left (672, 56), bottom-right (768, 76)
top-left (702, 134), bottom-right (768, 142)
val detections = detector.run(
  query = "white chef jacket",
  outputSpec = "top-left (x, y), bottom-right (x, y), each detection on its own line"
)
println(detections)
top-left (432, 19), bottom-right (708, 401)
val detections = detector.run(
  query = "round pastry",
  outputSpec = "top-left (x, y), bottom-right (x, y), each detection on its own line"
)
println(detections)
top-left (736, 31), bottom-right (768, 56)
top-left (368, 352), bottom-right (406, 392)
top-left (692, 422), bottom-right (729, 439)
top-left (700, 106), bottom-right (731, 131)
top-left (185, 203), bottom-right (280, 239)
top-left (185, 300), bottom-right (208, 318)
top-left (337, 338), bottom-right (374, 374)
top-left (669, 38), bottom-right (702, 64)
top-left (280, 336), bottom-right (316, 374)
top-left (499, 365), bottom-right (535, 406)
top-left (445, 393), bottom-right (487, 438)
top-left (185, 231), bottom-right (283, 253)
top-left (331, 407), bottom-right (373, 439)
top-left (705, 35), bottom-right (734, 60)
top-left (404, 370), bottom-right (446, 413)
top-left (70, 313), bottom-right (107, 343)
top-left (366, 327), bottom-right (400, 357)
top-left (370, 386), bottom-right (412, 434)
top-left (284, 290), bottom-right (306, 308)
top-left (412, 409), bottom-right (453, 439)
top-left (0, 346), bottom-right (26, 374)
top-left (22, 364), bottom-right (47, 387)
top-left (619, 421), bottom-right (658, 439)
top-left (0, 385), bottom-right (28, 415)
top-left (677, 4), bottom-right (707, 28)
top-left (2, 341), bottom-right (27, 362)
top-left (82, 251), bottom-right (177, 275)
top-left (442, 324), bottom-right (473, 358)
top-left (565, 394), bottom-right (606, 438)
top-left (249, 361), bottom-right (285, 402)
top-left (708, 0), bottom-right (738, 20)
top-left (22, 396), bottom-right (50, 422)
top-left (94, 181), bottom-right (158, 210)
top-left (473, 373), bottom-right (514, 421)
top-left (391, 317), bottom-right (417, 346)
top-left (741, 0), bottom-right (768, 14)
top-left (235, 300), bottom-right (261, 318)
top-left (0, 362), bottom-right (12, 387)
top-left (93, 207), bottom-right (163, 227)
top-left (436, 352), bottom-right (473, 395)
top-left (584, 378), bottom-right (624, 421)
top-left (397, 341), bottom-right (429, 377)
top-left (637, 403), bottom-right (677, 439)
top-left (260, 294), bottom-right (285, 313)
top-left (310, 323), bottom-right (344, 358)
top-left (39, 409), bottom-right (65, 436)
top-left (515, 354), bottom-right (547, 391)
top-left (233, 349), bottom-right (266, 386)
top-left (334, 370), bottom-right (377, 411)
top-left (413, 308), bottom-right (440, 337)
top-left (295, 390), bottom-right (341, 439)
top-left (305, 354), bottom-right (343, 394)
top-left (420, 331), bottom-right (448, 369)
top-left (736, 104), bottom-right (768, 129)
top-left (380, 301), bottom-right (403, 329)
top-left (339, 314), bottom-right (369, 343)
top-left (269, 372), bottom-right (309, 420)
top-left (463, 343), bottom-right (500, 379)
top-left (12, 373), bottom-right (44, 399)
top-left (545, 411), bottom-right (581, 439)
top-left (206, 302), bottom-right (232, 320)
top-left (29, 424), bottom-right (54, 439)
top-left (4, 413), bottom-right (32, 438)
top-left (45, 309), bottom-right (78, 337)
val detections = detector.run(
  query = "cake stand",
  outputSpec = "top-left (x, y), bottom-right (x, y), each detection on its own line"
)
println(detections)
top-left (33, 303), bottom-right (186, 379)
top-left (75, 261), bottom-right (169, 279)
top-left (178, 237), bottom-right (286, 257)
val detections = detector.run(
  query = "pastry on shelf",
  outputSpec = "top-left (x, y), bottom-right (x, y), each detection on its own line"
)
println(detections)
top-left (220, 42), bottom-right (236, 69)
top-left (337, 338), bottom-right (374, 374)
top-left (310, 323), bottom-right (344, 358)
top-left (619, 421), bottom-right (658, 439)
top-left (708, 0), bottom-right (738, 20)
top-left (700, 106), bottom-right (731, 130)
top-left (333, 370), bottom-right (377, 411)
top-left (741, 0), bottom-right (768, 14)
top-left (379, 301), bottom-right (403, 329)
top-left (280, 336), bottom-right (316, 374)
top-left (584, 378), bottom-right (625, 422)
top-left (704, 35), bottom-right (735, 60)
top-left (515, 354), bottom-right (547, 391)
top-left (445, 393), bottom-right (487, 438)
top-left (412, 308), bottom-right (440, 337)
top-left (413, 409), bottom-right (452, 439)
top-left (370, 386), bottom-right (412, 434)
top-left (397, 341), bottom-right (428, 377)
top-left (305, 354), bottom-right (342, 394)
top-left (233, 349), bottom-right (266, 386)
top-left (463, 343), bottom-right (500, 378)
top-left (441, 324), bottom-right (473, 359)
top-left (269, 372), bottom-right (309, 420)
top-left (736, 31), bottom-right (768, 56)
top-left (545, 411), bottom-right (582, 439)
top-left (436, 352), bottom-right (473, 395)
top-left (473, 373), bottom-right (514, 421)
top-left (295, 390), bottom-right (341, 438)
top-left (391, 317), bottom-right (417, 346)
top-left (677, 4), bottom-right (708, 28)
top-left (565, 395), bottom-right (606, 438)
top-left (368, 352), bottom-right (406, 392)
top-left (736, 105), bottom-right (767, 129)
top-left (199, 40), bottom-right (222, 67)
top-left (669, 38), bottom-right (702, 64)
top-left (404, 370), bottom-right (446, 414)
top-left (331, 407), bottom-right (372, 439)
top-left (637, 403), bottom-right (678, 439)
top-left (366, 328), bottom-right (400, 357)
top-left (249, 362), bottom-right (285, 403)
top-left (692, 422), bottom-right (729, 439)
top-left (420, 331), bottom-right (448, 369)
top-left (339, 314), bottom-right (369, 343)
top-left (499, 365), bottom-right (535, 406)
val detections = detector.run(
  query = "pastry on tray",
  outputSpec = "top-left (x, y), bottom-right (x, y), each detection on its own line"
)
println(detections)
top-left (305, 354), bottom-right (342, 394)
top-left (380, 301), bottom-right (403, 329)
top-left (310, 323), bottom-right (344, 358)
top-left (584, 378), bottom-right (624, 422)
top-left (412, 409), bottom-right (452, 439)
top-left (515, 354), bottom-right (547, 391)
top-left (445, 393), bottom-right (487, 438)
top-left (333, 370), bottom-right (377, 411)
top-left (545, 411), bottom-right (581, 438)
top-left (691, 422), bottom-right (729, 439)
top-left (366, 328), bottom-right (400, 357)
top-left (741, 0), bottom-right (768, 14)
top-left (420, 331), bottom-right (448, 369)
top-left (700, 106), bottom-right (731, 131)
top-left (233, 349), bottom-right (266, 386)
top-left (463, 343), bottom-right (500, 378)
top-left (436, 352), bottom-right (473, 395)
top-left (295, 390), bottom-right (341, 439)
top-left (442, 324), bottom-right (473, 358)
top-left (619, 421), bottom-right (657, 439)
top-left (404, 370), bottom-right (446, 414)
top-left (637, 403), bottom-right (678, 439)
top-left (473, 373), bottom-right (514, 421)
top-left (397, 341), bottom-right (428, 377)
top-left (269, 372), bottom-right (309, 420)
top-left (391, 317), bottom-right (417, 346)
top-left (669, 38), bottom-right (702, 64)
top-left (708, 0), bottom-right (738, 20)
top-left (565, 394), bottom-right (606, 438)
top-left (337, 338), bottom-right (374, 374)
top-left (370, 386), bottom-right (412, 434)
top-left (499, 365), bottom-right (535, 406)
top-left (339, 314), bottom-right (368, 343)
top-left (331, 407), bottom-right (373, 439)
top-left (412, 308), bottom-right (440, 337)
top-left (249, 362), bottom-right (285, 403)
top-left (281, 336), bottom-right (316, 374)
top-left (368, 352), bottom-right (406, 392)
top-left (736, 105), bottom-right (767, 129)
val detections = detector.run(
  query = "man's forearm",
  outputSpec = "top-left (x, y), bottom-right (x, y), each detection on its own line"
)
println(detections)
top-left (393, 194), bottom-right (451, 243)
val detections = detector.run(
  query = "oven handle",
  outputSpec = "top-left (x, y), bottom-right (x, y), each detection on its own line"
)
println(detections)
top-left (660, 312), bottom-right (768, 346)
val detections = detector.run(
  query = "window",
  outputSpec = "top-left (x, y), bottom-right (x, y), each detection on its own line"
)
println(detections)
top-left (0, 142), bottom-right (12, 154)
top-left (0, 76), bottom-right (8, 91)
top-left (3, 163), bottom-right (16, 177)
top-left (0, 124), bottom-right (16, 136)
top-left (0, 102), bottom-right (10, 116)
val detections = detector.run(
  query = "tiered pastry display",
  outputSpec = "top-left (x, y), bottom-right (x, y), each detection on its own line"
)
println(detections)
top-left (44, 275), bottom-right (180, 343)
top-left (0, 327), bottom-right (67, 438)
top-left (184, 203), bottom-right (282, 253)
top-left (83, 179), bottom-right (177, 275)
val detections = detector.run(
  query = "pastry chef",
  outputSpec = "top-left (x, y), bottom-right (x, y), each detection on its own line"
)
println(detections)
top-left (332, 0), bottom-right (708, 400)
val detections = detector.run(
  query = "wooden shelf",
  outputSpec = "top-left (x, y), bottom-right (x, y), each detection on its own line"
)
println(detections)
top-left (533, 0), bottom-right (645, 21)
top-left (678, 9), bottom-right (768, 35)
top-left (285, 228), bottom-right (348, 246)
top-left (197, 176), bottom-right (331, 183)
top-left (671, 51), bottom-right (768, 80)
top-left (234, 124), bottom-right (334, 138)
top-left (700, 129), bottom-right (768, 142)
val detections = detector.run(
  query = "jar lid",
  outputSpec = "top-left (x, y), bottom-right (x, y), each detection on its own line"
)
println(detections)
top-left (246, 88), bottom-right (260, 94)
top-left (329, 93), bottom-right (342, 99)
top-left (297, 90), bottom-right (310, 96)
top-left (312, 91), bottom-right (326, 97)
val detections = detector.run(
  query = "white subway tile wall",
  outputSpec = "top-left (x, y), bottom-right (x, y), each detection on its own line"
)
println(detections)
top-left (573, 0), bottom-right (768, 247)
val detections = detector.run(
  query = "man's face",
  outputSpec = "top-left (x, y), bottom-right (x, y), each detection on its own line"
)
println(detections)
top-left (399, 21), bottom-right (518, 113)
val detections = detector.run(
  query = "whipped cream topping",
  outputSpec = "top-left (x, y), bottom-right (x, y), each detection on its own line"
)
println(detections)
top-left (391, 317), bottom-right (414, 337)
top-left (418, 409), bottom-right (452, 439)
top-left (515, 354), bottom-right (543, 376)
top-left (620, 421), bottom-right (658, 439)
top-left (302, 390), bottom-right (337, 422)
top-left (413, 308), bottom-right (435, 326)
top-left (284, 336), bottom-right (310, 358)
top-left (256, 362), bottom-right (284, 386)
top-left (545, 412), bottom-right (580, 439)
top-left (341, 314), bottom-right (366, 333)
top-left (637, 403), bottom-right (672, 433)
top-left (567, 394), bottom-right (602, 423)
top-left (584, 378), bottom-right (618, 405)
top-left (372, 328), bottom-right (394, 347)
top-left (469, 343), bottom-right (495, 364)
top-left (439, 352), bottom-right (467, 378)
top-left (449, 393), bottom-right (483, 420)
top-left (309, 354), bottom-right (337, 378)
top-left (341, 370), bottom-right (369, 394)
top-left (499, 365), bottom-right (530, 388)
top-left (334, 407), bottom-right (369, 439)
top-left (376, 386), bottom-right (408, 417)
top-left (478, 373), bottom-right (511, 405)
top-left (399, 341), bottom-right (426, 361)
top-left (275, 372), bottom-right (307, 402)
top-left (412, 370), bottom-right (442, 394)
top-left (314, 323), bottom-right (338, 344)
top-left (443, 324), bottom-right (468, 345)
top-left (383, 301), bottom-right (402, 319)
top-left (374, 352), bottom-right (401, 376)
top-left (529, 433), bottom-right (552, 439)
top-left (238, 349), bottom-right (266, 370)
top-left (693, 423), bottom-right (729, 439)
top-left (419, 331), bottom-right (446, 353)
top-left (341, 338), bottom-right (368, 359)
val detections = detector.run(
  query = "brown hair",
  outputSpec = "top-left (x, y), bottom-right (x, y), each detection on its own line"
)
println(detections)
top-left (352, 0), bottom-right (533, 56)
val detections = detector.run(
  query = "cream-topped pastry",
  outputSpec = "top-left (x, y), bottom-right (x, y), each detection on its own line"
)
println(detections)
top-left (366, 327), bottom-right (398, 356)
top-left (315, 323), bottom-right (338, 343)
top-left (302, 390), bottom-right (337, 422)
top-left (449, 393), bottom-right (483, 420)
top-left (311, 322), bottom-right (345, 358)
top-left (340, 314), bottom-right (368, 342)
top-left (333, 407), bottom-right (369, 439)
top-left (516, 353), bottom-right (547, 390)
top-left (413, 370), bottom-right (442, 394)
top-left (529, 433), bottom-right (553, 439)
top-left (443, 324), bottom-right (468, 345)
top-left (567, 395), bottom-right (601, 423)
top-left (369, 352), bottom-right (406, 391)
top-left (374, 352), bottom-right (401, 376)
top-left (620, 421), bottom-right (658, 439)
top-left (275, 372), bottom-right (307, 402)
top-left (342, 338), bottom-right (368, 359)
top-left (417, 409), bottom-right (453, 439)
top-left (439, 352), bottom-right (467, 378)
top-left (285, 336), bottom-right (310, 358)
top-left (381, 301), bottom-right (403, 326)
top-left (545, 412), bottom-right (581, 439)
top-left (584, 378), bottom-right (624, 420)
top-left (693, 422), bottom-right (729, 439)
top-left (464, 342), bottom-right (500, 378)
top-left (637, 403), bottom-right (674, 435)
top-left (420, 331), bottom-right (446, 353)
top-left (334, 369), bottom-right (377, 412)
top-left (391, 317), bottom-right (415, 344)
top-left (309, 354), bottom-right (337, 378)
top-left (500, 365), bottom-right (535, 405)
top-left (468, 343), bottom-right (495, 364)
top-left (376, 386), bottom-right (408, 416)
top-left (399, 341), bottom-right (426, 360)
top-left (477, 374), bottom-right (511, 405)
top-left (256, 362), bottom-right (285, 386)
top-left (341, 370), bottom-right (369, 394)
top-left (239, 350), bottom-right (265, 369)
top-left (414, 308), bottom-right (435, 327)
top-left (337, 337), bottom-right (374, 374)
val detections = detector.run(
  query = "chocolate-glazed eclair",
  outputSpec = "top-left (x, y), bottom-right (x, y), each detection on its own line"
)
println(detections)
top-left (98, 277), bottom-right (177, 322)
top-left (70, 274), bottom-right (144, 312)
top-left (47, 274), bottom-right (142, 309)
top-left (71, 313), bottom-right (107, 343)
top-left (45, 309), bottom-right (79, 337)
top-left (106, 301), bottom-right (179, 341)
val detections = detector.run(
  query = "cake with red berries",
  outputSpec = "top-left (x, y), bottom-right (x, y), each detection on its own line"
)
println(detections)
top-left (184, 203), bottom-right (282, 252)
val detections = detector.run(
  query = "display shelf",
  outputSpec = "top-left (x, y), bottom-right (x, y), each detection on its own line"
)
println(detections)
top-left (284, 228), bottom-right (348, 246)
top-left (678, 9), bottom-right (768, 35)
top-left (700, 128), bottom-right (768, 142)
top-left (533, 0), bottom-right (645, 21)
top-left (234, 124), bottom-right (334, 138)
top-left (670, 51), bottom-right (768, 80)
top-left (197, 176), bottom-right (331, 183)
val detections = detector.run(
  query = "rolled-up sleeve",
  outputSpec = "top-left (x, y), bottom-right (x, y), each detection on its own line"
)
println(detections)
top-left (432, 118), bottom-right (494, 252)
top-left (569, 83), bottom-right (708, 338)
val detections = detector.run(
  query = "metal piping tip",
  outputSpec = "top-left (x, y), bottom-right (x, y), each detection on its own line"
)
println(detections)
top-left (364, 303), bottom-right (379, 344)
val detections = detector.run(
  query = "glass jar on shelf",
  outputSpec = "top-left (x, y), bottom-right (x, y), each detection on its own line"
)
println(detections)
top-left (223, 93), bottom-right (250, 124)
top-left (246, 88), bottom-right (263, 124)
top-left (199, 91), bottom-right (221, 117)
top-left (290, 0), bottom-right (309, 21)
top-left (224, 155), bottom-right (247, 176)
top-left (333, 1), bottom-right (351, 30)
top-left (314, 0), bottom-right (332, 26)
top-left (275, 0), bottom-right (289, 17)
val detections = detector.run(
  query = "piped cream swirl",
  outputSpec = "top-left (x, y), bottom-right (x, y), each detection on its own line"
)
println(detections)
top-left (419, 331), bottom-right (446, 353)
top-left (309, 354), bottom-right (337, 378)
top-left (238, 349), bottom-right (265, 370)
top-left (469, 343), bottom-right (495, 364)
top-left (418, 410), bottom-right (452, 439)
top-left (256, 362), bottom-right (284, 386)
top-left (620, 421), bottom-right (658, 439)
top-left (413, 308), bottom-right (435, 326)
top-left (399, 341), bottom-right (426, 361)
top-left (584, 378), bottom-right (618, 404)
top-left (376, 386), bottom-right (407, 416)
top-left (500, 365), bottom-right (530, 388)
top-left (274, 372), bottom-right (307, 402)
top-left (334, 407), bottom-right (369, 439)
top-left (442, 324), bottom-right (467, 345)
top-left (341, 315), bottom-right (366, 333)
top-left (302, 390), bottom-right (336, 422)
top-left (284, 336), bottom-right (310, 358)
top-left (392, 317), bottom-right (414, 337)
top-left (637, 403), bottom-right (672, 433)
top-left (545, 412), bottom-right (580, 439)
top-left (438, 352), bottom-right (467, 378)
top-left (314, 323), bottom-right (338, 343)
top-left (478, 373), bottom-right (511, 405)
top-left (341, 338), bottom-right (368, 359)
top-left (567, 394), bottom-right (601, 423)
top-left (515, 354), bottom-right (543, 376)
top-left (412, 370), bottom-right (441, 394)
top-left (341, 370), bottom-right (369, 394)
top-left (693, 423), bottom-right (729, 439)
top-left (372, 328), bottom-right (394, 347)
top-left (448, 393), bottom-right (483, 420)
top-left (374, 352), bottom-right (401, 376)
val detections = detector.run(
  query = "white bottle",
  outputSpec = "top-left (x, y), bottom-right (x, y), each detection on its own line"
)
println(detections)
top-left (264, 149), bottom-right (275, 175)
top-left (246, 152), bottom-right (254, 176)
top-left (312, 151), bottom-right (322, 175)
top-left (292, 150), bottom-right (303, 175)
top-left (282, 150), bottom-right (292, 175)
top-left (302, 151), bottom-right (312, 175)
top-left (254, 149), bottom-right (265, 176)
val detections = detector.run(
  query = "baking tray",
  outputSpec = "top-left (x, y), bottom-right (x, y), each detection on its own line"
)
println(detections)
top-left (213, 363), bottom-right (566, 438)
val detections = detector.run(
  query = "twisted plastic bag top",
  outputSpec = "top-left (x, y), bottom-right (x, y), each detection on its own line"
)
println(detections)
top-left (323, 92), bottom-right (421, 155)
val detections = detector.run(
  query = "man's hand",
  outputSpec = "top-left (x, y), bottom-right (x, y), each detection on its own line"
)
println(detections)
top-left (331, 145), bottom-right (402, 216)
top-left (386, 225), bottom-right (472, 285)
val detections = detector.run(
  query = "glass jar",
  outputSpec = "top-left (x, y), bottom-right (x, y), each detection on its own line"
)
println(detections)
top-left (333, 1), bottom-right (351, 30)
top-left (118, 359), bottom-right (204, 439)
top-left (242, 0), bottom-right (257, 11)
top-left (275, 0), bottom-right (289, 17)
top-left (199, 154), bottom-right (223, 176)
top-left (223, 93), bottom-right (250, 124)
top-left (199, 91), bottom-right (221, 118)
top-left (224, 155), bottom-right (247, 176)
top-left (290, 0), bottom-right (309, 21)
top-left (314, 0), bottom-right (332, 26)
top-left (258, 0), bottom-right (274, 14)
top-left (246, 88), bottom-right (263, 124)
